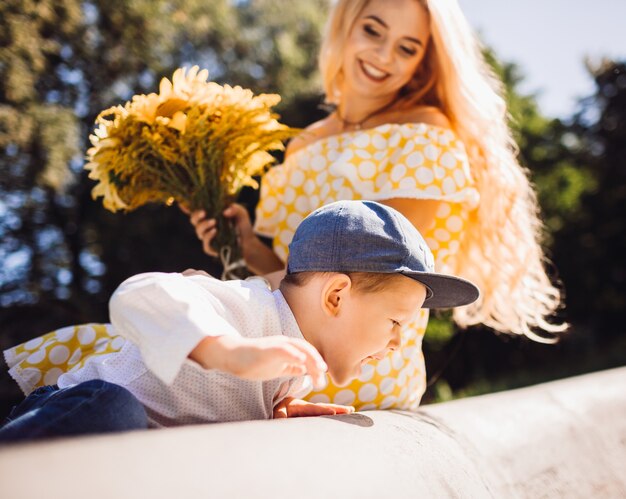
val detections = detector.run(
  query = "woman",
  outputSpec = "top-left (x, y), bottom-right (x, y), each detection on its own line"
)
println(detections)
top-left (5, 0), bottom-right (564, 411)
top-left (190, 0), bottom-right (566, 410)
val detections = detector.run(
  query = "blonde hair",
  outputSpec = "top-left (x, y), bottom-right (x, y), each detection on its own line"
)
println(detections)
top-left (319, 0), bottom-right (566, 341)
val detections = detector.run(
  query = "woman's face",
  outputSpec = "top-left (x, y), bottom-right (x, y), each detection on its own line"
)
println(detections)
top-left (341, 0), bottom-right (431, 102)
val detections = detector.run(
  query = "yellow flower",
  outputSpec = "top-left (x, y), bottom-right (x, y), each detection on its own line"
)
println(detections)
top-left (85, 65), bottom-right (299, 256)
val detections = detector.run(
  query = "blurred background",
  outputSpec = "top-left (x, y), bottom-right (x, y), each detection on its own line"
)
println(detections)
top-left (1, 0), bottom-right (624, 416)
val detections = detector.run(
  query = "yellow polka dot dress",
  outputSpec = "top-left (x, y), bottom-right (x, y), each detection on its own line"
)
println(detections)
top-left (3, 123), bottom-right (478, 411)
top-left (255, 123), bottom-right (479, 410)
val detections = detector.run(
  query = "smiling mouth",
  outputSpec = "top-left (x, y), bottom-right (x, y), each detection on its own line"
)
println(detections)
top-left (359, 60), bottom-right (390, 82)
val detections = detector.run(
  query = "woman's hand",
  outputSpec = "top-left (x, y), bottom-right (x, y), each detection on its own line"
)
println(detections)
top-left (273, 397), bottom-right (355, 419)
top-left (185, 203), bottom-right (254, 258)
top-left (182, 203), bottom-right (285, 275)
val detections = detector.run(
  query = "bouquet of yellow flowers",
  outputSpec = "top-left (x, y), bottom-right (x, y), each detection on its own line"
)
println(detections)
top-left (85, 66), bottom-right (297, 278)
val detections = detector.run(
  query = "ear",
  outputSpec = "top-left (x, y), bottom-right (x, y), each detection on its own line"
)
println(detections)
top-left (321, 273), bottom-right (352, 317)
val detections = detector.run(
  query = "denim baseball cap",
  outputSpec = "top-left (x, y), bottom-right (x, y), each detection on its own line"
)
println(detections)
top-left (287, 200), bottom-right (479, 309)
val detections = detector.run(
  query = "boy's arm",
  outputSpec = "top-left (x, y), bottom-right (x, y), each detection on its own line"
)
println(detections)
top-left (189, 335), bottom-right (327, 388)
top-left (109, 272), bottom-right (242, 385)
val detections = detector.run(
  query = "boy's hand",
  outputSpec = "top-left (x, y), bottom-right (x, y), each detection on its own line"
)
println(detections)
top-left (190, 335), bottom-right (328, 389)
top-left (273, 397), bottom-right (356, 419)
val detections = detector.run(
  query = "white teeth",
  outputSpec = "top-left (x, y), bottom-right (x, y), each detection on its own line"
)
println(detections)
top-left (361, 61), bottom-right (388, 79)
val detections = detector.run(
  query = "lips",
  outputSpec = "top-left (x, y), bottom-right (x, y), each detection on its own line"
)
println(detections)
top-left (359, 60), bottom-right (390, 82)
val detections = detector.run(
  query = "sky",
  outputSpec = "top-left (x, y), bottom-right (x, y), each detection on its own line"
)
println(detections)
top-left (459, 0), bottom-right (626, 118)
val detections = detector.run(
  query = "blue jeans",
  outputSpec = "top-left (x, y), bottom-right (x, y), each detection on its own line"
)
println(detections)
top-left (0, 380), bottom-right (148, 444)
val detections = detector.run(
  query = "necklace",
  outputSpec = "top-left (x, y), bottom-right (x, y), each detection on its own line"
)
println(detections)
top-left (336, 99), bottom-right (397, 131)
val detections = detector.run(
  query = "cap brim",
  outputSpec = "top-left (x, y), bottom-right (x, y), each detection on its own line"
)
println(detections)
top-left (402, 272), bottom-right (480, 309)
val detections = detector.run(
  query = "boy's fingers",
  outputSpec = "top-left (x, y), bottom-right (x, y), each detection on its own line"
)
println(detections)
top-left (315, 403), bottom-right (355, 414)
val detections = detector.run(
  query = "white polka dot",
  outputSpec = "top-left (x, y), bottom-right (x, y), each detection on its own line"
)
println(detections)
top-left (331, 178), bottom-right (344, 191)
top-left (111, 336), bottom-right (125, 350)
top-left (295, 196), bottom-right (309, 213)
top-left (436, 203), bottom-right (452, 218)
top-left (21, 367), bottom-right (42, 386)
top-left (68, 348), bottom-right (82, 365)
top-left (316, 171), bottom-right (328, 186)
top-left (358, 363), bottom-right (375, 382)
top-left (355, 149), bottom-right (371, 160)
top-left (262, 195), bottom-right (277, 213)
top-left (375, 172), bottom-right (389, 190)
top-left (328, 149), bottom-right (340, 161)
top-left (283, 187), bottom-right (296, 205)
top-left (372, 134), bottom-right (387, 150)
top-left (309, 195), bottom-right (320, 209)
top-left (358, 403), bottom-right (377, 411)
top-left (390, 164), bottom-right (407, 183)
top-left (435, 167), bottom-right (446, 179)
top-left (24, 337), bottom-right (44, 350)
top-left (424, 144), bottom-right (439, 161)
top-left (286, 213), bottom-right (301, 230)
top-left (376, 358), bottom-right (391, 376)
top-left (94, 339), bottom-right (109, 353)
top-left (380, 395), bottom-right (397, 409)
top-left (380, 377), bottom-right (395, 395)
top-left (434, 228), bottom-right (451, 242)
top-left (279, 230), bottom-right (293, 246)
top-left (425, 237), bottom-right (439, 251)
top-left (358, 383), bottom-right (378, 402)
top-left (425, 185), bottom-right (442, 197)
top-left (354, 134), bottom-right (370, 148)
top-left (303, 179), bottom-right (315, 195)
top-left (389, 132), bottom-right (401, 148)
top-left (416, 167), bottom-right (434, 185)
top-left (392, 351), bottom-right (404, 370)
top-left (320, 183), bottom-right (331, 200)
top-left (290, 170), bottom-right (305, 187)
top-left (78, 326), bottom-right (96, 345)
top-left (49, 345), bottom-right (70, 365)
top-left (402, 141), bottom-right (415, 155)
top-left (44, 368), bottom-right (64, 386)
top-left (449, 240), bottom-right (460, 253)
top-left (309, 394), bottom-right (330, 404)
top-left (311, 156), bottom-right (327, 171)
top-left (399, 177), bottom-right (416, 191)
top-left (55, 327), bottom-right (75, 343)
top-left (446, 215), bottom-right (463, 232)
top-left (443, 177), bottom-right (456, 195)
top-left (454, 168), bottom-right (466, 187)
top-left (402, 345), bottom-right (418, 360)
top-left (406, 151), bottom-right (424, 167)
top-left (27, 350), bottom-right (46, 365)
top-left (440, 151), bottom-right (457, 169)
top-left (358, 161), bottom-right (376, 179)
top-left (334, 389), bottom-right (356, 406)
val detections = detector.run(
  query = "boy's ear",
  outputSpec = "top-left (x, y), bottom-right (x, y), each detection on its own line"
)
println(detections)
top-left (322, 274), bottom-right (352, 317)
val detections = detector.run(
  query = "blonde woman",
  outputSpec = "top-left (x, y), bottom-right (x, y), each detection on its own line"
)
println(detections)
top-left (5, 0), bottom-right (564, 410)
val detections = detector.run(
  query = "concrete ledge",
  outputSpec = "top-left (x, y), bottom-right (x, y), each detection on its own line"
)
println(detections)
top-left (1, 367), bottom-right (625, 498)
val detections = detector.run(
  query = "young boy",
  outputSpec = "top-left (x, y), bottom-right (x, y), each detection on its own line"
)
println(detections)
top-left (0, 200), bottom-right (479, 442)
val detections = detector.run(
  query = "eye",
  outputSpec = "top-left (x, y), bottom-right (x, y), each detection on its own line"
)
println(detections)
top-left (363, 24), bottom-right (381, 38)
top-left (399, 45), bottom-right (418, 56)
top-left (390, 319), bottom-right (401, 328)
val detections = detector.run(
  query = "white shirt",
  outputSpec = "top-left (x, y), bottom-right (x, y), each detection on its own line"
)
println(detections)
top-left (57, 273), bottom-right (312, 427)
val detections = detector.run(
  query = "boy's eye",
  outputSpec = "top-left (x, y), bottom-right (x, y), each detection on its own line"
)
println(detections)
top-left (391, 319), bottom-right (401, 328)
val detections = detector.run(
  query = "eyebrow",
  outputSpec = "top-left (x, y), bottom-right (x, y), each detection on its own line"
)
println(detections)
top-left (364, 15), bottom-right (424, 47)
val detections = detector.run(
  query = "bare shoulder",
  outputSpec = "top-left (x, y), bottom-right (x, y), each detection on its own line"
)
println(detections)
top-left (399, 106), bottom-right (452, 129)
top-left (285, 116), bottom-right (336, 159)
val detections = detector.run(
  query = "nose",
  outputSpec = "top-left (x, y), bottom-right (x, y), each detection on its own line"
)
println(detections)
top-left (375, 40), bottom-right (394, 65)
top-left (388, 325), bottom-right (402, 351)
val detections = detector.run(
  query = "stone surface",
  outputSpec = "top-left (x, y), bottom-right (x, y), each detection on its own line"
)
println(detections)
top-left (0, 367), bottom-right (625, 498)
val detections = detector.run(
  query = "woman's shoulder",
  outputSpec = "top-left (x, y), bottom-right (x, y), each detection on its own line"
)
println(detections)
top-left (285, 116), bottom-right (338, 159)
top-left (393, 105), bottom-right (452, 129)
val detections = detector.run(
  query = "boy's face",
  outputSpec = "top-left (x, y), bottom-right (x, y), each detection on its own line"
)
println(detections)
top-left (323, 276), bottom-right (427, 386)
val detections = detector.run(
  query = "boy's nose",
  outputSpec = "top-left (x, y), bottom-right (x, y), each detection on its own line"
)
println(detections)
top-left (388, 327), bottom-right (402, 351)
